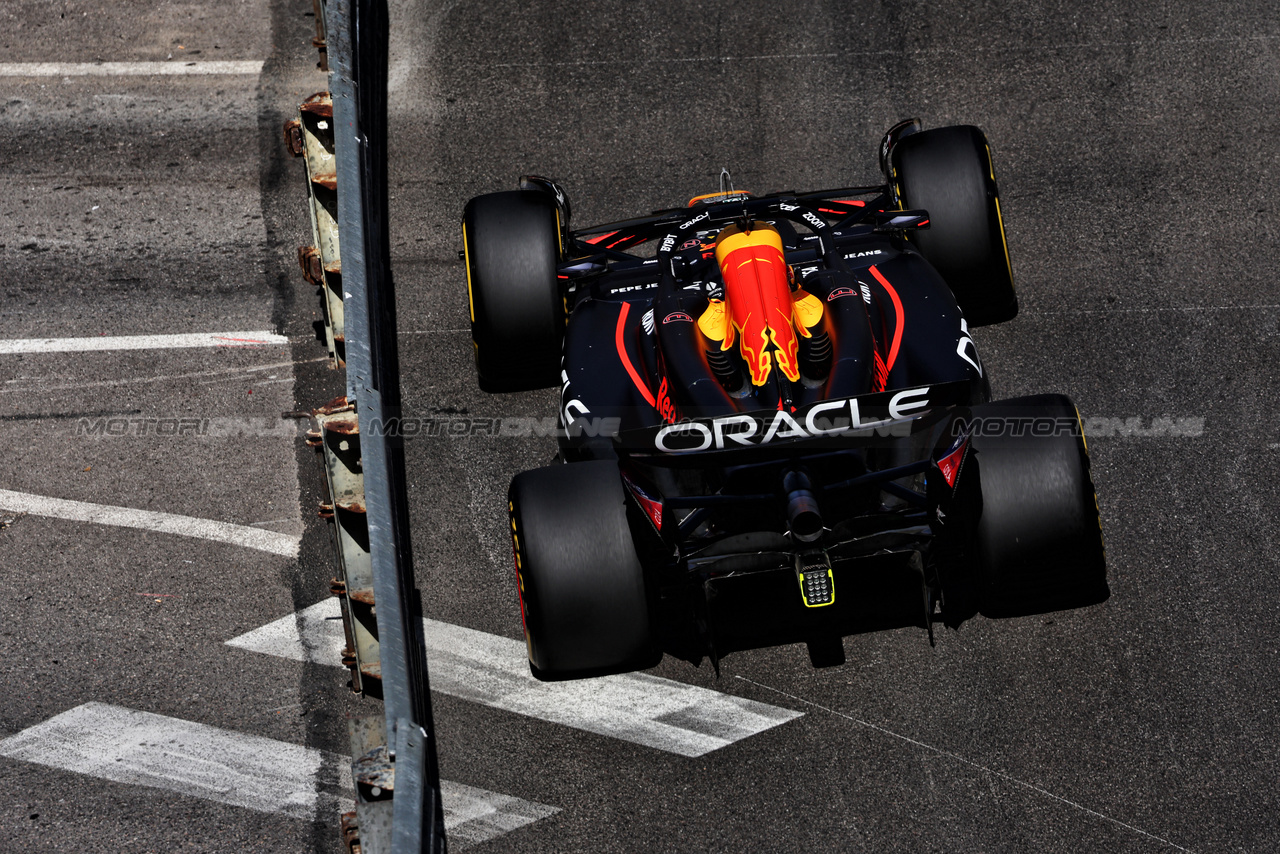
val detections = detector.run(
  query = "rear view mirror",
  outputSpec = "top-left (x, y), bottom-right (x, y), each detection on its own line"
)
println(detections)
top-left (559, 255), bottom-right (608, 279)
top-left (873, 209), bottom-right (931, 232)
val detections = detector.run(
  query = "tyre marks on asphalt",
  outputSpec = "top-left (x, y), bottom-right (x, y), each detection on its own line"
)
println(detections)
top-left (227, 598), bottom-right (803, 757)
top-left (736, 676), bottom-right (1195, 853)
top-left (0, 703), bottom-right (557, 849)
top-left (0, 490), bottom-right (301, 557)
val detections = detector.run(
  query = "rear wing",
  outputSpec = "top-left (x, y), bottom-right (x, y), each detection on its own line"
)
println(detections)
top-left (615, 381), bottom-right (972, 463)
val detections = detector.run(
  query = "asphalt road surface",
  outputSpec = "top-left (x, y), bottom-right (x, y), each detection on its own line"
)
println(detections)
top-left (3, 1), bottom-right (1279, 852)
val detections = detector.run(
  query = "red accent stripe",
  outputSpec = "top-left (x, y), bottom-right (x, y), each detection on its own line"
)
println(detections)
top-left (585, 230), bottom-right (618, 245)
top-left (871, 350), bottom-right (887, 392)
top-left (868, 264), bottom-right (904, 374)
top-left (817, 201), bottom-right (868, 215)
top-left (615, 302), bottom-right (655, 407)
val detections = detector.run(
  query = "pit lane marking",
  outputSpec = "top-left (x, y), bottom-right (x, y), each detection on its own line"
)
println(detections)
top-left (736, 676), bottom-right (1194, 853)
top-left (0, 703), bottom-right (556, 847)
top-left (0, 62), bottom-right (264, 77)
top-left (0, 490), bottom-right (300, 558)
top-left (228, 599), bottom-right (803, 758)
top-left (0, 331), bottom-right (288, 354)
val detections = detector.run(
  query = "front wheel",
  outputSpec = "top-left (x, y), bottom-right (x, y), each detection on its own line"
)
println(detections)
top-left (970, 394), bottom-right (1109, 617)
top-left (461, 190), bottom-right (565, 392)
top-left (508, 461), bottom-right (660, 680)
top-left (890, 125), bottom-right (1017, 326)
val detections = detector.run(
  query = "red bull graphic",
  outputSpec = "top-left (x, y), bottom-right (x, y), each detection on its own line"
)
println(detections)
top-left (655, 376), bottom-right (681, 424)
top-left (702, 222), bottom-right (824, 386)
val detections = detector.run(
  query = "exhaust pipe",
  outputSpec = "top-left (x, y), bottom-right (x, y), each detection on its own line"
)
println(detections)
top-left (783, 468), bottom-right (823, 543)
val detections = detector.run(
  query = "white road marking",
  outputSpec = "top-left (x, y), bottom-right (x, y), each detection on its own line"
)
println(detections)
top-left (0, 490), bottom-right (300, 557)
top-left (0, 331), bottom-right (288, 354)
top-left (443, 780), bottom-right (559, 850)
top-left (0, 703), bottom-right (334, 819)
top-left (0, 357), bottom-right (327, 395)
top-left (228, 599), bottom-right (803, 757)
top-left (0, 703), bottom-right (557, 847)
top-left (0, 61), bottom-right (264, 77)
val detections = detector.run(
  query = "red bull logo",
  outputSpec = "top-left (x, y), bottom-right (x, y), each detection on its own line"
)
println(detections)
top-left (704, 222), bottom-right (822, 385)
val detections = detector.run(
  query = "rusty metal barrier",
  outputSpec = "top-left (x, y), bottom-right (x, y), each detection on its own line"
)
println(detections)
top-left (286, 91), bottom-right (345, 367)
top-left (307, 397), bottom-right (379, 696)
top-left (289, 1), bottom-right (445, 851)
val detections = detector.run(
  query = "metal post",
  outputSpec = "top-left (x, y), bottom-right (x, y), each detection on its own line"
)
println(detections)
top-left (328, 0), bottom-right (446, 850)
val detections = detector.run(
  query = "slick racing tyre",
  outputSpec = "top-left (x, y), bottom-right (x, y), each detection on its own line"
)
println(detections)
top-left (971, 394), bottom-right (1109, 617)
top-left (890, 125), bottom-right (1018, 326)
top-left (508, 461), bottom-right (660, 680)
top-left (462, 190), bottom-right (565, 392)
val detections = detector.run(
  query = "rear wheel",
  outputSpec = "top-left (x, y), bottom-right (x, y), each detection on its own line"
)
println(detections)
top-left (508, 461), bottom-right (659, 680)
top-left (971, 395), bottom-right (1109, 616)
top-left (890, 125), bottom-right (1017, 326)
top-left (462, 190), bottom-right (564, 392)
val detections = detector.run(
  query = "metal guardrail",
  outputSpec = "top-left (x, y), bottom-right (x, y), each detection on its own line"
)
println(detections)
top-left (287, 0), bottom-right (445, 850)
top-left (288, 89), bottom-right (346, 368)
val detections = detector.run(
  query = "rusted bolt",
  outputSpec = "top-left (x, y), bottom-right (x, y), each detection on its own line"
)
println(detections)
top-left (283, 119), bottom-right (305, 157)
top-left (340, 811), bottom-right (360, 854)
top-left (318, 503), bottom-right (335, 520)
top-left (330, 578), bottom-right (347, 596)
top-left (297, 245), bottom-right (324, 286)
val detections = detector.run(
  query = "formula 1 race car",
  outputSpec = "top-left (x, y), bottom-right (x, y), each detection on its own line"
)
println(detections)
top-left (461, 121), bottom-right (1109, 680)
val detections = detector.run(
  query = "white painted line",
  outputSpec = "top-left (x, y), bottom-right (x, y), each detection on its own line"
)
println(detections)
top-left (0, 490), bottom-right (300, 558)
top-left (0, 61), bottom-right (264, 77)
top-left (443, 780), bottom-right (559, 850)
top-left (0, 702), bottom-right (557, 846)
top-left (228, 599), bottom-right (803, 757)
top-left (0, 331), bottom-right (288, 354)
top-left (1, 357), bottom-right (327, 395)
top-left (0, 703), bottom-right (332, 819)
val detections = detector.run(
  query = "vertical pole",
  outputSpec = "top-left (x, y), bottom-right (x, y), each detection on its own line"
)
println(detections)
top-left (329, 1), bottom-right (445, 850)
